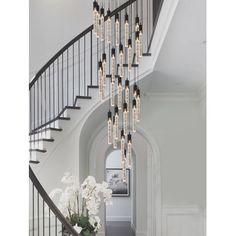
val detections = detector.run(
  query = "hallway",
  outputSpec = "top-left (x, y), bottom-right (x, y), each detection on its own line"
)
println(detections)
top-left (106, 222), bottom-right (135, 236)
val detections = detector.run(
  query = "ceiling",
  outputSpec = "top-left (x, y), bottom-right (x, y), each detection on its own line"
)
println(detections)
top-left (141, 0), bottom-right (206, 94)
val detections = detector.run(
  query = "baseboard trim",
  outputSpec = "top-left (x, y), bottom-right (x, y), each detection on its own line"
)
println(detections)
top-left (106, 216), bottom-right (131, 221)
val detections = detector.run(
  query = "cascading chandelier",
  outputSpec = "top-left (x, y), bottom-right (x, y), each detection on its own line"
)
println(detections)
top-left (93, 0), bottom-right (143, 182)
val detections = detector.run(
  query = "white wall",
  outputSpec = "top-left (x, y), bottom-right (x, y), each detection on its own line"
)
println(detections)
top-left (106, 150), bottom-right (132, 222)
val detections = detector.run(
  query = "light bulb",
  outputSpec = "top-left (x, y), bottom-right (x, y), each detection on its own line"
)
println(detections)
top-left (111, 79), bottom-right (115, 107)
top-left (93, 1), bottom-right (98, 35)
top-left (107, 111), bottom-right (112, 144)
top-left (118, 77), bottom-right (122, 110)
top-left (113, 116), bottom-right (117, 149)
top-left (135, 31), bottom-right (140, 64)
top-left (111, 48), bottom-right (116, 79)
top-left (98, 61), bottom-right (104, 100)
top-left (123, 103), bottom-right (128, 135)
top-left (139, 24), bottom-right (143, 58)
top-left (127, 133), bottom-right (132, 168)
top-left (96, 4), bottom-right (100, 38)
top-left (136, 88), bottom-right (141, 122)
top-left (119, 44), bottom-right (124, 78)
top-left (124, 14), bottom-right (129, 48)
top-left (102, 53), bottom-right (106, 86)
top-left (135, 16), bottom-right (140, 32)
top-left (114, 106), bottom-right (119, 140)
top-left (125, 79), bottom-right (130, 111)
top-left (115, 13), bottom-right (120, 47)
top-left (100, 8), bottom-right (105, 41)
top-left (128, 39), bottom-right (132, 71)
top-left (106, 10), bottom-right (111, 44)
top-left (132, 99), bottom-right (137, 132)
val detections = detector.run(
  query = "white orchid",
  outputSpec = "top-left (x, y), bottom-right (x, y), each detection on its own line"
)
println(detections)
top-left (49, 173), bottom-right (112, 235)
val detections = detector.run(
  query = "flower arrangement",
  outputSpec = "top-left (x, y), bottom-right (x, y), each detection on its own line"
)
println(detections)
top-left (50, 172), bottom-right (112, 236)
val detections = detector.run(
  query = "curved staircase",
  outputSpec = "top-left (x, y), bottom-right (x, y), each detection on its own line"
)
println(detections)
top-left (29, 0), bottom-right (180, 235)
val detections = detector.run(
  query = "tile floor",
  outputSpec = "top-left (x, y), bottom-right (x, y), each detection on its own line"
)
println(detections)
top-left (106, 221), bottom-right (135, 236)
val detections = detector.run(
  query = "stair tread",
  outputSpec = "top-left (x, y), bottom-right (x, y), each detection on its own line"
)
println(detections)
top-left (58, 117), bottom-right (71, 120)
top-left (30, 127), bottom-right (63, 135)
top-left (29, 149), bottom-right (47, 153)
top-left (29, 138), bottom-right (54, 143)
top-left (143, 52), bottom-right (152, 56)
top-left (30, 160), bottom-right (40, 164)
top-left (88, 85), bottom-right (99, 89)
top-left (65, 106), bottom-right (81, 110)
top-left (75, 96), bottom-right (92, 99)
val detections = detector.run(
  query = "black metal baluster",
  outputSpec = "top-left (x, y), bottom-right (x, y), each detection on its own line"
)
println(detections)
top-left (43, 200), bottom-right (45, 236)
top-left (34, 85), bottom-right (36, 135)
top-left (67, 49), bottom-right (69, 106)
top-left (55, 216), bottom-right (57, 236)
top-left (147, 0), bottom-right (149, 52)
top-left (32, 184), bottom-right (34, 236)
top-left (49, 208), bottom-right (51, 236)
top-left (61, 54), bottom-right (64, 113)
top-left (53, 62), bottom-right (55, 125)
top-left (44, 72), bottom-right (47, 130)
top-left (37, 192), bottom-right (39, 236)
top-left (84, 36), bottom-right (86, 95)
top-left (30, 89), bottom-right (32, 153)
top-left (40, 76), bottom-right (43, 133)
top-left (72, 44), bottom-right (75, 104)
top-left (57, 58), bottom-right (60, 115)
top-left (90, 31), bottom-right (93, 86)
top-left (78, 40), bottom-right (80, 96)
top-left (49, 66), bottom-right (51, 126)
top-left (37, 80), bottom-right (39, 143)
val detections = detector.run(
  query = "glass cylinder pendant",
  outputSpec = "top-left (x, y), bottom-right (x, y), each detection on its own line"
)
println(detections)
top-left (100, 8), bottom-right (105, 41)
top-left (133, 83), bottom-right (138, 98)
top-left (125, 79), bottom-right (130, 111)
top-left (111, 79), bottom-right (115, 106)
top-left (119, 44), bottom-right (124, 78)
top-left (128, 39), bottom-right (132, 71)
top-left (136, 89), bottom-right (141, 122)
top-left (118, 77), bottom-right (122, 110)
top-left (107, 111), bottom-right (112, 144)
top-left (122, 155), bottom-right (127, 183)
top-left (102, 53), bottom-right (106, 86)
top-left (115, 13), bottom-right (120, 47)
top-left (135, 31), bottom-right (140, 64)
top-left (113, 116), bottom-right (117, 149)
top-left (139, 24), bottom-right (143, 58)
top-left (93, 1), bottom-right (98, 35)
top-left (123, 103), bottom-right (128, 135)
top-left (124, 14), bottom-right (129, 48)
top-left (127, 133), bottom-right (132, 168)
top-left (106, 10), bottom-right (111, 44)
top-left (98, 61), bottom-right (104, 100)
top-left (114, 106), bottom-right (119, 140)
top-left (111, 48), bottom-right (116, 78)
top-left (96, 4), bottom-right (100, 38)
top-left (121, 129), bottom-right (125, 159)
top-left (132, 99), bottom-right (137, 132)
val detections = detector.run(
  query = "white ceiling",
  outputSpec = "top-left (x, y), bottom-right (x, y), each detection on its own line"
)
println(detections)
top-left (141, 0), bottom-right (206, 94)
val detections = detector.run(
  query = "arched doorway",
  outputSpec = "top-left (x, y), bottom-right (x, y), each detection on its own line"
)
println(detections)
top-left (87, 124), bottom-right (162, 236)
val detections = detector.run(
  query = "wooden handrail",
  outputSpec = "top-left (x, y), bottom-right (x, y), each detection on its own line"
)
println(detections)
top-left (29, 166), bottom-right (80, 236)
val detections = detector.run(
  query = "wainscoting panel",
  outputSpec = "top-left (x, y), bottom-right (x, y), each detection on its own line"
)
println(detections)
top-left (162, 206), bottom-right (205, 236)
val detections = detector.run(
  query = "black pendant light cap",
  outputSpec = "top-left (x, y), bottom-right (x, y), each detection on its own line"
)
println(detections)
top-left (102, 53), bottom-right (106, 62)
top-left (108, 111), bottom-right (112, 119)
top-left (115, 13), bottom-right (119, 21)
top-left (111, 48), bottom-right (116, 56)
top-left (125, 79), bottom-right (129, 88)
top-left (133, 83), bottom-right (138, 93)
top-left (115, 106), bottom-right (119, 114)
top-left (93, 1), bottom-right (97, 10)
top-left (135, 16), bottom-right (140, 24)
top-left (124, 149), bottom-right (127, 156)
top-left (132, 99), bottom-right (137, 107)
top-left (128, 133), bottom-right (132, 142)
top-left (98, 60), bottom-right (102, 68)
top-left (135, 31), bottom-right (140, 39)
top-left (96, 4), bottom-right (100, 12)
top-left (100, 7), bottom-right (105, 15)
top-left (123, 102), bottom-right (128, 111)
top-left (139, 24), bottom-right (143, 32)
top-left (137, 88), bottom-right (141, 97)
top-left (107, 9), bottom-right (111, 17)
top-left (119, 44), bottom-right (123, 53)
top-left (121, 129), bottom-right (125, 138)
top-left (125, 13), bottom-right (129, 22)
top-left (118, 76), bottom-right (122, 85)
top-left (128, 39), bottom-right (132, 46)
